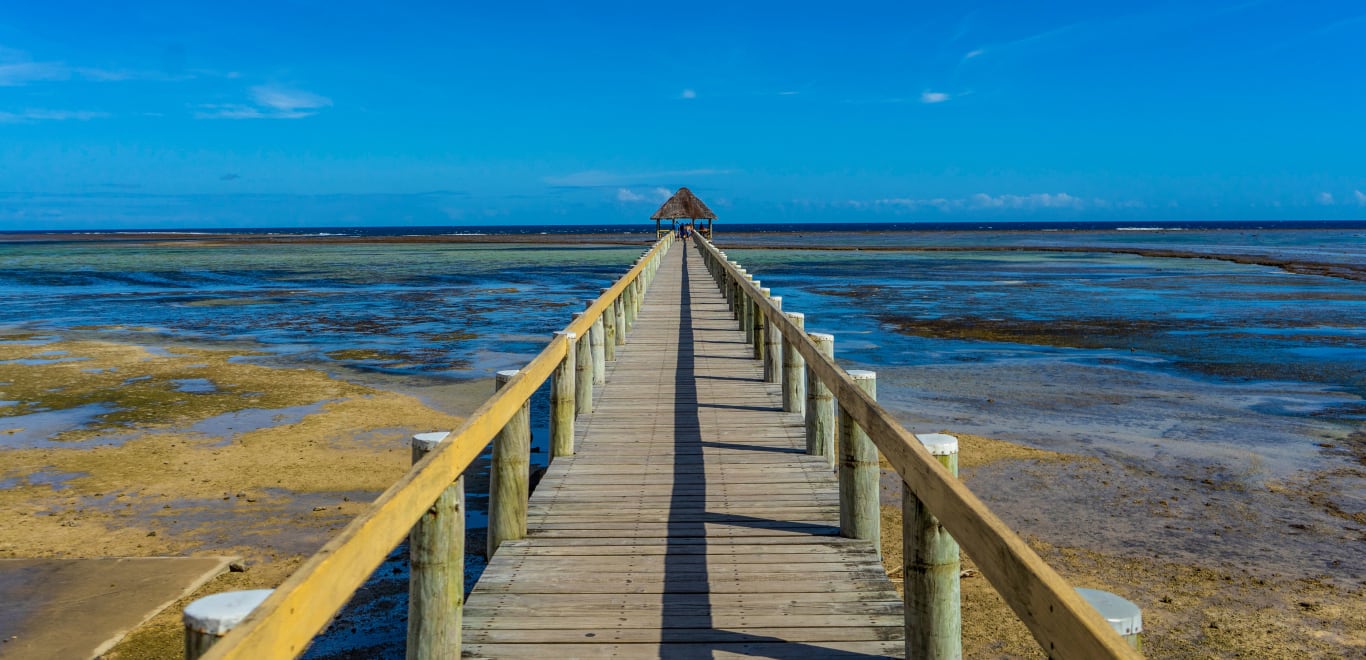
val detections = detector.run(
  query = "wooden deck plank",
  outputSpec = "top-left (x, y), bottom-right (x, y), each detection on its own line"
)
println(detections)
top-left (462, 242), bottom-right (904, 658)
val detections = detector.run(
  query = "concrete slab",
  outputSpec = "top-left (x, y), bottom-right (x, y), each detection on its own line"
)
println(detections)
top-left (0, 556), bottom-right (236, 660)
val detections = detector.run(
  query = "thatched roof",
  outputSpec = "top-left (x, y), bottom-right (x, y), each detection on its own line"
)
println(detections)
top-left (651, 187), bottom-right (717, 220)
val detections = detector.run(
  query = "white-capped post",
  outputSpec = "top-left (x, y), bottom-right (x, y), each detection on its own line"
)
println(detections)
top-left (487, 370), bottom-right (529, 557)
top-left (905, 433), bottom-right (961, 659)
top-left (407, 431), bottom-right (464, 660)
top-left (839, 370), bottom-right (879, 549)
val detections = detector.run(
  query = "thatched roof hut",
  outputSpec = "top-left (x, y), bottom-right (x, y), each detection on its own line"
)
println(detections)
top-left (651, 188), bottom-right (717, 238)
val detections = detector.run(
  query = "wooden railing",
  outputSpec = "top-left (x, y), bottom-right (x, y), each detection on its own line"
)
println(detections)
top-left (197, 233), bottom-right (675, 659)
top-left (692, 235), bottom-right (1141, 659)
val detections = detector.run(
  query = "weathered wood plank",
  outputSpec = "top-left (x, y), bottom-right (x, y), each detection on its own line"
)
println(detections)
top-left (462, 243), bottom-right (904, 657)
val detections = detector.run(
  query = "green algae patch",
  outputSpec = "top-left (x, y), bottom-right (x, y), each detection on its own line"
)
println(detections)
top-left (325, 348), bottom-right (407, 362)
top-left (0, 339), bottom-right (369, 441)
top-left (424, 330), bottom-right (478, 342)
top-left (182, 297), bottom-right (282, 307)
top-left (881, 314), bottom-right (1170, 349)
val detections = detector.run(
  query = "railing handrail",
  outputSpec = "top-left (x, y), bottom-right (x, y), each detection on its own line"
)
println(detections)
top-left (201, 235), bottom-right (673, 659)
top-left (692, 235), bottom-right (1140, 659)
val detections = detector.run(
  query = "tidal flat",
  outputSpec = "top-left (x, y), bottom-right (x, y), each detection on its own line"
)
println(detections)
top-left (1, 231), bottom-right (1362, 657)
top-left (722, 230), bottom-right (1364, 657)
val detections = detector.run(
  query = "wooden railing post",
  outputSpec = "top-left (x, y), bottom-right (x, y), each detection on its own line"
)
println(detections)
top-left (764, 296), bottom-right (783, 384)
top-left (612, 291), bottom-right (626, 347)
top-left (584, 301), bottom-right (606, 385)
top-left (1078, 588), bottom-right (1143, 650)
top-left (572, 314), bottom-right (592, 414)
top-left (622, 275), bottom-right (636, 333)
top-left (634, 271), bottom-right (644, 315)
top-left (905, 433), bottom-right (961, 659)
top-left (782, 312), bottom-right (805, 414)
top-left (551, 332), bottom-right (576, 458)
top-left (734, 268), bottom-right (747, 321)
top-left (745, 279), bottom-right (760, 346)
top-left (184, 590), bottom-right (273, 659)
top-left (723, 267), bottom-right (735, 312)
top-left (839, 370), bottom-right (879, 551)
top-left (754, 288), bottom-right (770, 362)
top-left (407, 431), bottom-right (464, 660)
top-left (805, 332), bottom-right (836, 467)
top-left (487, 370), bottom-right (529, 558)
top-left (599, 288), bottom-right (618, 360)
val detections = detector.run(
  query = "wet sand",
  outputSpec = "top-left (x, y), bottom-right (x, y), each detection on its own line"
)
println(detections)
top-left (877, 433), bottom-right (1365, 657)
top-left (0, 334), bottom-right (490, 657)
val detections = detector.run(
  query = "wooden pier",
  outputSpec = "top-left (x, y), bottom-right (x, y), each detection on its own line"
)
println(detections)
top-left (462, 242), bottom-right (903, 657)
top-left (197, 232), bottom-right (1139, 660)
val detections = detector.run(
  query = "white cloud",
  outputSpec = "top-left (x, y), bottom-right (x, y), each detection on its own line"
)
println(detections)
top-left (1355, 190), bottom-right (1366, 206)
top-left (0, 50), bottom-right (171, 86)
top-left (0, 108), bottom-right (108, 123)
top-left (0, 61), bottom-right (67, 86)
top-left (920, 91), bottom-right (951, 104)
top-left (680, 89), bottom-right (696, 99)
top-left (546, 169), bottom-right (731, 188)
top-left (193, 104), bottom-right (267, 120)
top-left (1316, 192), bottom-right (1335, 205)
top-left (197, 86), bottom-right (332, 120)
top-left (964, 49), bottom-right (985, 59)
top-left (854, 192), bottom-right (1102, 212)
top-left (250, 85), bottom-right (332, 113)
top-left (616, 187), bottom-right (674, 203)
top-left (970, 192), bottom-right (1084, 209)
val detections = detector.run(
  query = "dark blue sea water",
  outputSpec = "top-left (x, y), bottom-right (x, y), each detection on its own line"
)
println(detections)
top-left (4, 218), bottom-right (1366, 239)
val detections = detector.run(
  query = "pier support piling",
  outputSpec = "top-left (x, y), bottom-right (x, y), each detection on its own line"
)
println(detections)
top-left (183, 590), bottom-right (274, 660)
top-left (584, 301), bottom-right (606, 385)
top-left (905, 433), bottom-right (961, 660)
top-left (572, 315), bottom-right (592, 414)
top-left (806, 332), bottom-right (835, 465)
top-left (407, 431), bottom-right (464, 660)
top-left (551, 332), bottom-right (576, 458)
top-left (488, 370), bottom-right (529, 558)
top-left (782, 312), bottom-right (805, 414)
top-left (1078, 588), bottom-right (1143, 650)
top-left (839, 370), bottom-right (880, 551)
top-left (764, 297), bottom-right (783, 384)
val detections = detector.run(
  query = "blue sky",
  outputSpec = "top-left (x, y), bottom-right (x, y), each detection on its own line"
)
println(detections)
top-left (2, 0), bottom-right (1364, 229)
